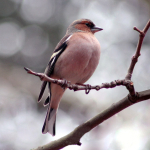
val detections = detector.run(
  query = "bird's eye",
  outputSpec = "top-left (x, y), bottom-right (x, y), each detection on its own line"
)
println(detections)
top-left (85, 23), bottom-right (91, 28)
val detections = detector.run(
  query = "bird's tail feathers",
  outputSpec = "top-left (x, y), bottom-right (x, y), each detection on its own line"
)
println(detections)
top-left (42, 106), bottom-right (57, 136)
top-left (43, 96), bottom-right (50, 107)
top-left (38, 81), bottom-right (47, 102)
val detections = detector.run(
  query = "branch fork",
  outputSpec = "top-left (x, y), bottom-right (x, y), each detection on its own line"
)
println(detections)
top-left (134, 26), bottom-right (145, 36)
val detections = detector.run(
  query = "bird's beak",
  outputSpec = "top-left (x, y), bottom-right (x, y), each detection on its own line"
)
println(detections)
top-left (91, 26), bottom-right (103, 33)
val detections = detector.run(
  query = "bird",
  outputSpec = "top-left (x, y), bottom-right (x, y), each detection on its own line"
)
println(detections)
top-left (38, 19), bottom-right (103, 136)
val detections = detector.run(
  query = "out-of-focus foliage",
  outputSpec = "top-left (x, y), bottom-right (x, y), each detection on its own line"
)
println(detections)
top-left (0, 0), bottom-right (150, 150)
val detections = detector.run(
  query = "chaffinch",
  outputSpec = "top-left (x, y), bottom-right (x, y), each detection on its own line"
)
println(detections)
top-left (38, 19), bottom-right (103, 136)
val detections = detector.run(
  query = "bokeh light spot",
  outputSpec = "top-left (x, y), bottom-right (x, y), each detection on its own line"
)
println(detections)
top-left (0, 22), bottom-right (21, 56)
top-left (19, 25), bottom-right (49, 57)
top-left (20, 0), bottom-right (54, 23)
top-left (116, 125), bottom-right (143, 150)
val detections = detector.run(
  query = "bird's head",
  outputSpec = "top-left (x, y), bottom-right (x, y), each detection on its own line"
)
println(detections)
top-left (66, 19), bottom-right (103, 35)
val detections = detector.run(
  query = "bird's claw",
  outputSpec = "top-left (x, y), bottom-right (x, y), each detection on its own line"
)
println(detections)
top-left (85, 84), bottom-right (91, 94)
top-left (61, 79), bottom-right (68, 90)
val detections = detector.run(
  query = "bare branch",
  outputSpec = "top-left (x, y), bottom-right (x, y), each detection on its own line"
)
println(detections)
top-left (125, 19), bottom-right (150, 80)
top-left (24, 67), bottom-right (135, 96)
top-left (32, 89), bottom-right (150, 150)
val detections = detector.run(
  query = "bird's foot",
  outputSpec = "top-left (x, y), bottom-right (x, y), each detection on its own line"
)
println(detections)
top-left (76, 83), bottom-right (92, 94)
top-left (60, 78), bottom-right (70, 90)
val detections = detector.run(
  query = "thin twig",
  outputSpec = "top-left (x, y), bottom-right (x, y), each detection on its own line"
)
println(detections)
top-left (125, 19), bottom-right (150, 80)
top-left (24, 67), bottom-right (135, 96)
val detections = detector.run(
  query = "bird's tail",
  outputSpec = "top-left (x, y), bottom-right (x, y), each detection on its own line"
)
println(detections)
top-left (42, 105), bottom-right (57, 136)
top-left (42, 82), bottom-right (65, 136)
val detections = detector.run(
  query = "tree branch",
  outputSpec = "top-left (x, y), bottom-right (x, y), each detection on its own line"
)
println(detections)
top-left (125, 19), bottom-right (150, 80)
top-left (33, 89), bottom-right (150, 150)
top-left (24, 67), bottom-right (135, 96)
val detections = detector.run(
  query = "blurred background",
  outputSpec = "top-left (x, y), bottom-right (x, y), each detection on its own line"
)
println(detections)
top-left (0, 0), bottom-right (150, 150)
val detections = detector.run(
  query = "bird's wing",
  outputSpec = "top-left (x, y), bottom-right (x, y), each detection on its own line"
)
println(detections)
top-left (38, 34), bottom-right (72, 102)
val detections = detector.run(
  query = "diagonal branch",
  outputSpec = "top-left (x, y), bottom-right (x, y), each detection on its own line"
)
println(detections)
top-left (33, 89), bottom-right (150, 150)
